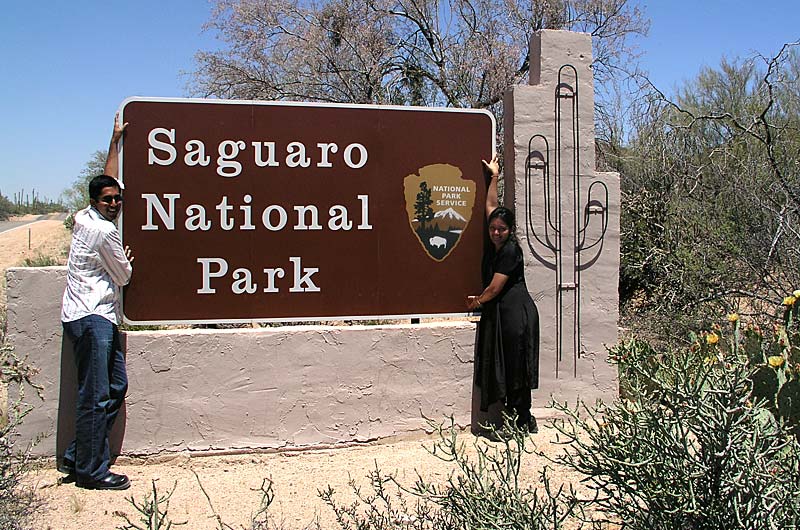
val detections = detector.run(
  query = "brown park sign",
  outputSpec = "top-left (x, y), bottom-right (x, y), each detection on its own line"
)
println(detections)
top-left (119, 98), bottom-right (494, 324)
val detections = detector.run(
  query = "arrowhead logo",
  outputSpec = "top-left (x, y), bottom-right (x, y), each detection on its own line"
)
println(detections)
top-left (403, 164), bottom-right (476, 262)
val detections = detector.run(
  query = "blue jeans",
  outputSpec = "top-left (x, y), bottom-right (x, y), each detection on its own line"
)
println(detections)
top-left (62, 315), bottom-right (128, 481)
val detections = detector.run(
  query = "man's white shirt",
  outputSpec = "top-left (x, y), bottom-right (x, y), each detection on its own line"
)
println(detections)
top-left (61, 206), bottom-right (132, 325)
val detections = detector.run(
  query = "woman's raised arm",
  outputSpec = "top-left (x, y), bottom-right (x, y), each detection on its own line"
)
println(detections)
top-left (482, 154), bottom-right (500, 220)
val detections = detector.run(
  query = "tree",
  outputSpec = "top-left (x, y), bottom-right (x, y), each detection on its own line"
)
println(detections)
top-left (192, 0), bottom-right (648, 126)
top-left (60, 150), bottom-right (107, 214)
top-left (0, 194), bottom-right (14, 221)
top-left (614, 43), bottom-right (800, 330)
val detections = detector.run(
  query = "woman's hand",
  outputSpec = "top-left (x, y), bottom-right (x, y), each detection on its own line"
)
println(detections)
top-left (481, 154), bottom-right (499, 179)
top-left (467, 295), bottom-right (482, 310)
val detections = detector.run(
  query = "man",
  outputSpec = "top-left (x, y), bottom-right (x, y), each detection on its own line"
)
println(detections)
top-left (59, 114), bottom-right (133, 490)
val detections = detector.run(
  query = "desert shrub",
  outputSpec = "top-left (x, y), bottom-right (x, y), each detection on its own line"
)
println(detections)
top-left (113, 416), bottom-right (573, 530)
top-left (320, 417), bottom-right (577, 529)
top-left (0, 343), bottom-right (43, 530)
top-left (116, 480), bottom-right (185, 530)
top-left (63, 212), bottom-right (75, 231)
top-left (551, 294), bottom-right (800, 529)
top-left (21, 253), bottom-right (60, 267)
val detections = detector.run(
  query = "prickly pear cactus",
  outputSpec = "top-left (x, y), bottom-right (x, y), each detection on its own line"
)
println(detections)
top-left (743, 327), bottom-right (765, 366)
top-left (777, 379), bottom-right (800, 438)
top-left (750, 365), bottom-right (779, 409)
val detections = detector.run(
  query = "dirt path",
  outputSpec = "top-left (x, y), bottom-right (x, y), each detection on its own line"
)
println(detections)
top-left (28, 428), bottom-right (579, 530)
top-left (0, 215), bottom-right (71, 310)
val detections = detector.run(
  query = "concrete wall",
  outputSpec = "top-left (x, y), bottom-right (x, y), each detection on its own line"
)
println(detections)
top-left (6, 267), bottom-right (481, 456)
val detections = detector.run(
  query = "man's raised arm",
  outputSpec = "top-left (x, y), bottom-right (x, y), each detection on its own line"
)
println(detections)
top-left (104, 113), bottom-right (128, 178)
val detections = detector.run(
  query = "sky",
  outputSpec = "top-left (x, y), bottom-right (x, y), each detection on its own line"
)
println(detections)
top-left (1, 1), bottom-right (799, 202)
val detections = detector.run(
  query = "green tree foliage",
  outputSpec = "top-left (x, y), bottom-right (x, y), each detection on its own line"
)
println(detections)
top-left (0, 194), bottom-right (14, 221)
top-left (613, 43), bottom-right (800, 330)
top-left (61, 149), bottom-right (107, 214)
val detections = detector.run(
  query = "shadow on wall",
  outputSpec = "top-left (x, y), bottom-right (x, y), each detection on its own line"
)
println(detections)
top-left (56, 335), bottom-right (127, 468)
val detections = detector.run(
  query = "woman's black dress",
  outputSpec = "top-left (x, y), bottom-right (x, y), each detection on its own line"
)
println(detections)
top-left (474, 238), bottom-right (539, 413)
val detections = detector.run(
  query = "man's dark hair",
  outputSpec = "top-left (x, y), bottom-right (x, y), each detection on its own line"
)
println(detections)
top-left (88, 175), bottom-right (121, 201)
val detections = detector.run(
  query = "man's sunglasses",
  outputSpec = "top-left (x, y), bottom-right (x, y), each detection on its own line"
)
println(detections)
top-left (98, 194), bottom-right (123, 204)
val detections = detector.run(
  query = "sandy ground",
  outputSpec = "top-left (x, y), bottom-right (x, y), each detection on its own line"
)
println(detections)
top-left (27, 429), bottom-right (581, 530)
top-left (0, 215), bottom-right (71, 307)
top-left (3, 218), bottom-right (585, 529)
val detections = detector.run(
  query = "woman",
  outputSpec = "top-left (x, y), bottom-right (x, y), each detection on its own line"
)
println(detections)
top-left (468, 155), bottom-right (540, 436)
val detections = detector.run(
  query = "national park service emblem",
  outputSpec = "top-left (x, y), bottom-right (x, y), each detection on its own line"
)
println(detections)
top-left (403, 164), bottom-right (476, 262)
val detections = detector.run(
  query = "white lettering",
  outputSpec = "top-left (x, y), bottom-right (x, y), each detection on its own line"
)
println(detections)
top-left (316, 142), bottom-right (338, 168)
top-left (293, 205), bottom-right (322, 230)
top-left (141, 193), bottom-right (179, 230)
top-left (262, 205), bottom-right (288, 231)
top-left (240, 194), bottom-right (255, 230)
top-left (216, 196), bottom-right (235, 230)
top-left (252, 141), bottom-right (279, 167)
top-left (185, 204), bottom-right (211, 231)
top-left (148, 128), bottom-right (177, 166)
top-left (328, 205), bottom-right (352, 231)
top-left (357, 194), bottom-right (372, 230)
top-left (289, 256), bottom-right (320, 292)
top-left (262, 267), bottom-right (285, 293)
top-left (217, 140), bottom-right (246, 177)
top-left (144, 128), bottom-right (372, 173)
top-left (232, 268), bottom-right (257, 294)
top-left (184, 140), bottom-right (210, 166)
top-left (286, 141), bottom-right (311, 168)
top-left (344, 143), bottom-right (368, 169)
top-left (197, 257), bottom-right (228, 294)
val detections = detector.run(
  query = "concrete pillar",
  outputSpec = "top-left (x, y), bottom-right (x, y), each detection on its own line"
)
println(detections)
top-left (504, 30), bottom-right (620, 406)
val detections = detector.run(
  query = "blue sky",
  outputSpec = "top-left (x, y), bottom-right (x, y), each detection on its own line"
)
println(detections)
top-left (1, 1), bottom-right (798, 201)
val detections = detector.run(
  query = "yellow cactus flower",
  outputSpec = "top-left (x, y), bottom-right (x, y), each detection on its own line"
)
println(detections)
top-left (706, 332), bottom-right (719, 345)
top-left (727, 313), bottom-right (739, 323)
top-left (794, 289), bottom-right (800, 298)
top-left (783, 295), bottom-right (797, 306)
top-left (768, 356), bottom-right (785, 368)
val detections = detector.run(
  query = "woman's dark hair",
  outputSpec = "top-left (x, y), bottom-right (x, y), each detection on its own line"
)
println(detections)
top-left (487, 206), bottom-right (517, 244)
top-left (88, 175), bottom-right (121, 201)
top-left (488, 206), bottom-right (516, 230)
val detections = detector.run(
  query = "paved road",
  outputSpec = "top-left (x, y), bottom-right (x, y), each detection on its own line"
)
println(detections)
top-left (0, 213), bottom-right (68, 234)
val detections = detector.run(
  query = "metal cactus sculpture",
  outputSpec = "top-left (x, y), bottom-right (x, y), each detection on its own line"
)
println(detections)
top-left (524, 65), bottom-right (609, 378)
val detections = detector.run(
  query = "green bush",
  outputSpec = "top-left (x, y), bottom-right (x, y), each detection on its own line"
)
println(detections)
top-left (320, 417), bottom-right (576, 529)
top-left (551, 294), bottom-right (800, 529)
top-left (21, 253), bottom-right (60, 267)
